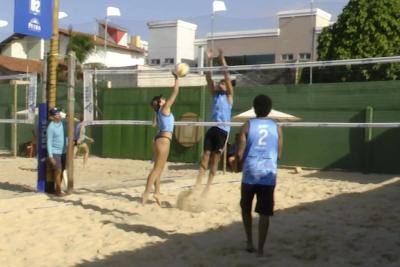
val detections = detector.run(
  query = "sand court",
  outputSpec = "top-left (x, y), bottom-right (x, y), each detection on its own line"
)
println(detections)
top-left (0, 157), bottom-right (399, 267)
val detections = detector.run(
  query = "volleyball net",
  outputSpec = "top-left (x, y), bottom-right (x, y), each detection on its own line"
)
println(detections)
top-left (82, 56), bottom-right (400, 129)
top-left (0, 73), bottom-right (37, 125)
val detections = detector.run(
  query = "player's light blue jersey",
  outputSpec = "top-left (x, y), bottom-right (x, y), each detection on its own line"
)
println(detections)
top-left (242, 118), bottom-right (279, 185)
top-left (211, 93), bottom-right (232, 133)
top-left (47, 120), bottom-right (67, 157)
top-left (157, 110), bottom-right (174, 133)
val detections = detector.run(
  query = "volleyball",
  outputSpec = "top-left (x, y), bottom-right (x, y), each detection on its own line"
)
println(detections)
top-left (175, 63), bottom-right (189, 77)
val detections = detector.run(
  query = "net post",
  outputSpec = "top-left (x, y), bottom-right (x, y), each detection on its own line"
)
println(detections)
top-left (12, 81), bottom-right (17, 157)
top-left (83, 71), bottom-right (94, 122)
top-left (37, 103), bottom-right (48, 193)
top-left (363, 106), bottom-right (374, 174)
top-left (66, 52), bottom-right (76, 193)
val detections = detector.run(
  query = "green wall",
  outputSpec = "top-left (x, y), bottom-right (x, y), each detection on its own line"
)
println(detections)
top-left (94, 80), bottom-right (400, 173)
top-left (232, 81), bottom-right (400, 173)
top-left (1, 79), bottom-right (399, 174)
top-left (0, 82), bottom-right (35, 151)
top-left (0, 82), bottom-right (83, 153)
top-left (95, 86), bottom-right (204, 162)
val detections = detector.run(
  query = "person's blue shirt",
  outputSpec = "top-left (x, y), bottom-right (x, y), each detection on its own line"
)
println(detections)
top-left (242, 118), bottom-right (279, 186)
top-left (157, 110), bottom-right (174, 133)
top-left (74, 123), bottom-right (81, 141)
top-left (47, 120), bottom-right (67, 157)
top-left (211, 92), bottom-right (232, 133)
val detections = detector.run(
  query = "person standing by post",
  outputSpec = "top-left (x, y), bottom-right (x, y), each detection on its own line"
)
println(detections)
top-left (47, 107), bottom-right (67, 196)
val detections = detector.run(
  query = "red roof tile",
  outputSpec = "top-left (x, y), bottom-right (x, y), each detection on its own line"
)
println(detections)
top-left (58, 28), bottom-right (145, 54)
top-left (0, 55), bottom-right (43, 73)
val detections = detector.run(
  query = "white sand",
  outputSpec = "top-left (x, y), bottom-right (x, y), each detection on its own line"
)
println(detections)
top-left (0, 156), bottom-right (399, 267)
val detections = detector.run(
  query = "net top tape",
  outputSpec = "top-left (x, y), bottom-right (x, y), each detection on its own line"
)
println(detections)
top-left (0, 119), bottom-right (34, 124)
top-left (85, 120), bottom-right (400, 128)
top-left (0, 74), bottom-right (32, 81)
top-left (85, 56), bottom-right (400, 75)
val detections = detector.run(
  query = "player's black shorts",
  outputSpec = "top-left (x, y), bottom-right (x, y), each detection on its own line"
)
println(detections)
top-left (240, 183), bottom-right (275, 216)
top-left (203, 126), bottom-right (228, 153)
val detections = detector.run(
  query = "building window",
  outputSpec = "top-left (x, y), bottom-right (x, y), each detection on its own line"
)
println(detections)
top-left (299, 53), bottom-right (311, 61)
top-left (281, 54), bottom-right (294, 62)
top-left (245, 54), bottom-right (275, 65)
top-left (225, 54), bottom-right (275, 66)
top-left (151, 59), bottom-right (160, 65)
top-left (164, 58), bottom-right (174, 64)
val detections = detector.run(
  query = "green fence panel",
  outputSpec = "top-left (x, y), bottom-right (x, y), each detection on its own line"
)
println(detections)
top-left (97, 86), bottom-right (203, 162)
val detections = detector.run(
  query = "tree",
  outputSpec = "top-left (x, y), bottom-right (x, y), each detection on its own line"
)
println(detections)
top-left (316, 0), bottom-right (400, 81)
top-left (47, 0), bottom-right (59, 109)
top-left (67, 32), bottom-right (95, 64)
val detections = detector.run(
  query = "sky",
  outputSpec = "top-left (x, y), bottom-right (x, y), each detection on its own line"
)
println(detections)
top-left (0, 0), bottom-right (350, 42)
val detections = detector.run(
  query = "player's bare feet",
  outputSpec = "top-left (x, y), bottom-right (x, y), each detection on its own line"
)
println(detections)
top-left (153, 194), bottom-right (162, 206)
top-left (256, 250), bottom-right (265, 257)
top-left (201, 185), bottom-right (210, 197)
top-left (245, 243), bottom-right (255, 253)
top-left (141, 192), bottom-right (149, 205)
top-left (54, 191), bottom-right (66, 197)
top-left (193, 183), bottom-right (202, 191)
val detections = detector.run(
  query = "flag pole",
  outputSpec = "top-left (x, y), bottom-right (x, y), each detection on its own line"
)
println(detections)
top-left (104, 16), bottom-right (108, 66)
top-left (211, 11), bottom-right (215, 69)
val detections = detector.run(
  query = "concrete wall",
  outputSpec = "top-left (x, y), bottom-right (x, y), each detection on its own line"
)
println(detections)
top-left (2, 37), bottom-right (43, 60)
top-left (148, 20), bottom-right (197, 66)
top-left (196, 8), bottom-right (332, 64)
top-left (84, 47), bottom-right (145, 67)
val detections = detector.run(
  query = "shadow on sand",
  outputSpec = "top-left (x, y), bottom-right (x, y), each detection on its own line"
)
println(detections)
top-left (75, 177), bottom-right (400, 267)
top-left (0, 181), bottom-right (35, 193)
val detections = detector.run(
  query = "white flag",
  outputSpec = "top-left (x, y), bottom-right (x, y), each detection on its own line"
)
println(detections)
top-left (213, 1), bottom-right (227, 13)
top-left (107, 6), bottom-right (121, 17)
top-left (58, 11), bottom-right (68, 19)
top-left (0, 20), bottom-right (8, 28)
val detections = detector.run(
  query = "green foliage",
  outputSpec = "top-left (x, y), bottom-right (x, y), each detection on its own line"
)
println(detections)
top-left (316, 0), bottom-right (400, 81)
top-left (67, 33), bottom-right (95, 64)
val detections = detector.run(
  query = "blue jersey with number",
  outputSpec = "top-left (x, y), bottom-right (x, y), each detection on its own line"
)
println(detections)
top-left (157, 110), bottom-right (174, 133)
top-left (242, 118), bottom-right (279, 185)
top-left (211, 92), bottom-right (232, 133)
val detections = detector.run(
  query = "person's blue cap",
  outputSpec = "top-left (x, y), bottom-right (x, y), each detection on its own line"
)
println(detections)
top-left (49, 107), bottom-right (61, 116)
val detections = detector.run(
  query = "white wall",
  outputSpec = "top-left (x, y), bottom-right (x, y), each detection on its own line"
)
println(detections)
top-left (176, 22), bottom-right (197, 63)
top-left (148, 25), bottom-right (177, 65)
top-left (59, 35), bottom-right (69, 58)
top-left (84, 46), bottom-right (145, 67)
top-left (2, 37), bottom-right (44, 60)
top-left (148, 20), bottom-right (197, 66)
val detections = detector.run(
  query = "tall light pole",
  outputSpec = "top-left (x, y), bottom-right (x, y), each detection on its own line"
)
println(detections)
top-left (103, 6), bottom-right (121, 67)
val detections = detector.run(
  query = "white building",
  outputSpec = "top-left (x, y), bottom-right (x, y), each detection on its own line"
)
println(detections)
top-left (58, 29), bottom-right (146, 68)
top-left (0, 26), bottom-right (147, 68)
top-left (195, 8), bottom-right (331, 67)
top-left (147, 20), bottom-right (197, 66)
